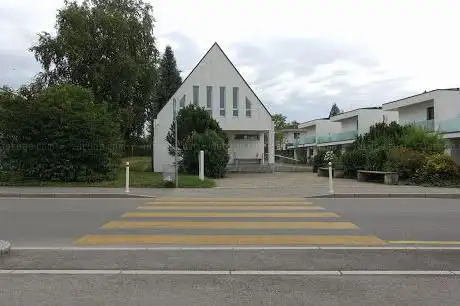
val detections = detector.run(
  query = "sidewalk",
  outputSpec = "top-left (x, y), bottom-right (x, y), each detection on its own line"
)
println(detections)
top-left (0, 178), bottom-right (459, 198)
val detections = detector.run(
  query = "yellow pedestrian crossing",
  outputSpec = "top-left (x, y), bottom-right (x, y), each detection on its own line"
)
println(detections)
top-left (136, 205), bottom-right (325, 210)
top-left (122, 211), bottom-right (340, 218)
top-left (76, 234), bottom-right (385, 245)
top-left (74, 197), bottom-right (386, 246)
top-left (102, 221), bottom-right (359, 230)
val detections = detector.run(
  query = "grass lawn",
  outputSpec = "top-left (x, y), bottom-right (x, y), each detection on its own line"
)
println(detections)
top-left (0, 156), bottom-right (216, 188)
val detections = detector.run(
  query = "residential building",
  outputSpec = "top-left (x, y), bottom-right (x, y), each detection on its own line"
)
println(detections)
top-left (283, 108), bottom-right (398, 160)
top-left (321, 107), bottom-right (399, 150)
top-left (153, 42), bottom-right (275, 173)
top-left (382, 88), bottom-right (460, 163)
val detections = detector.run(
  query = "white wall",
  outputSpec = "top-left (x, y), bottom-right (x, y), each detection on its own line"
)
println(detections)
top-left (397, 100), bottom-right (434, 125)
top-left (357, 109), bottom-right (396, 135)
top-left (434, 90), bottom-right (460, 122)
top-left (154, 43), bottom-right (274, 172)
top-left (341, 117), bottom-right (358, 132)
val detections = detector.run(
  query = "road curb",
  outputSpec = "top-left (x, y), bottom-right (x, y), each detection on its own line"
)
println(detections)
top-left (0, 193), bottom-right (156, 199)
top-left (0, 240), bottom-right (11, 256)
top-left (308, 193), bottom-right (460, 199)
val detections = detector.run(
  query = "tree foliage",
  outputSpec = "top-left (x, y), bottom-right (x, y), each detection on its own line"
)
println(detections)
top-left (30, 0), bottom-right (159, 143)
top-left (182, 130), bottom-right (230, 178)
top-left (329, 103), bottom-right (342, 117)
top-left (0, 84), bottom-right (123, 182)
top-left (166, 104), bottom-right (228, 157)
top-left (155, 45), bottom-right (182, 116)
top-left (272, 113), bottom-right (287, 148)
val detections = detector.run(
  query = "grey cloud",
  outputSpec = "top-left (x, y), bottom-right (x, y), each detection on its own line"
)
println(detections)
top-left (0, 51), bottom-right (40, 88)
top-left (159, 32), bottom-right (202, 76)
top-left (226, 38), bottom-right (412, 122)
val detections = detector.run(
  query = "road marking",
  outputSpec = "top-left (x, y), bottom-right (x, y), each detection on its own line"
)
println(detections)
top-left (75, 234), bottom-right (386, 245)
top-left (136, 205), bottom-right (325, 211)
top-left (143, 201), bottom-right (315, 206)
top-left (0, 269), bottom-right (458, 276)
top-left (101, 221), bottom-right (359, 230)
top-left (12, 246), bottom-right (460, 251)
top-left (153, 198), bottom-right (309, 202)
top-left (122, 212), bottom-right (340, 218)
top-left (389, 240), bottom-right (460, 245)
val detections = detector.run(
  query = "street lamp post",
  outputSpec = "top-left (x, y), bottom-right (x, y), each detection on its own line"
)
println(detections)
top-left (173, 98), bottom-right (178, 188)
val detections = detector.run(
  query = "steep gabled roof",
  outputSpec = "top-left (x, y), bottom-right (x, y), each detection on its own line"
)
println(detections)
top-left (165, 42), bottom-right (272, 118)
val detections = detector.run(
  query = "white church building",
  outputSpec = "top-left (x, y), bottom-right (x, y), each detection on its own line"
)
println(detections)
top-left (153, 42), bottom-right (275, 173)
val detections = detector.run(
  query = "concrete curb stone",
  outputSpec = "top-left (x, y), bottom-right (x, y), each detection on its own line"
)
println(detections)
top-left (308, 193), bottom-right (460, 199)
top-left (0, 193), bottom-right (155, 199)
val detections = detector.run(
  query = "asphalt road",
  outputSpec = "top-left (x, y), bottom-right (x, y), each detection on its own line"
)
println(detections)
top-left (1, 197), bottom-right (460, 246)
top-left (2, 197), bottom-right (460, 305)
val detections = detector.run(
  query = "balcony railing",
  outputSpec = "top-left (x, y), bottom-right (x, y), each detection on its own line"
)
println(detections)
top-left (407, 119), bottom-right (435, 132)
top-left (316, 130), bottom-right (358, 144)
top-left (438, 117), bottom-right (460, 134)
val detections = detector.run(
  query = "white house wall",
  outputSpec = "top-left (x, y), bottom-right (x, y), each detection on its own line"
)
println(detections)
top-left (397, 100), bottom-right (434, 125)
top-left (153, 43), bottom-right (274, 172)
top-left (341, 117), bottom-right (358, 133)
top-left (434, 90), bottom-right (460, 122)
top-left (228, 132), bottom-right (264, 161)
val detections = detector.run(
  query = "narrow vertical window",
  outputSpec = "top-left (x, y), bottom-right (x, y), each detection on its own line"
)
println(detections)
top-left (232, 87), bottom-right (239, 117)
top-left (193, 86), bottom-right (199, 105)
top-left (179, 95), bottom-right (185, 108)
top-left (245, 97), bottom-right (252, 117)
top-left (206, 86), bottom-right (212, 116)
top-left (219, 86), bottom-right (226, 116)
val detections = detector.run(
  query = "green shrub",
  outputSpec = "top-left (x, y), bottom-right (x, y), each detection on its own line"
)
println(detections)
top-left (0, 84), bottom-right (123, 182)
top-left (401, 125), bottom-right (445, 154)
top-left (365, 147), bottom-right (388, 171)
top-left (342, 148), bottom-right (367, 177)
top-left (312, 150), bottom-right (326, 172)
top-left (413, 153), bottom-right (460, 185)
top-left (182, 130), bottom-right (230, 178)
top-left (166, 104), bottom-right (228, 157)
top-left (384, 147), bottom-right (427, 180)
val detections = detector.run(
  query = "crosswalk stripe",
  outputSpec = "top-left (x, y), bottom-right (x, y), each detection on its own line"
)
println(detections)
top-left (101, 221), bottom-right (359, 229)
top-left (136, 205), bottom-right (325, 211)
top-left (143, 201), bottom-right (314, 206)
top-left (75, 235), bottom-right (386, 245)
top-left (152, 198), bottom-right (308, 202)
top-left (122, 212), bottom-right (340, 218)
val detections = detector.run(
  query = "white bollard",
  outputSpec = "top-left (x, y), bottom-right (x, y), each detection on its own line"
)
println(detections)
top-left (125, 161), bottom-right (130, 193)
top-left (199, 150), bottom-right (204, 181)
top-left (328, 161), bottom-right (334, 194)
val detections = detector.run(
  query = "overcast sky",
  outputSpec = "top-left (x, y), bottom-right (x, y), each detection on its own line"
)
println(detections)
top-left (1, 0), bottom-right (459, 122)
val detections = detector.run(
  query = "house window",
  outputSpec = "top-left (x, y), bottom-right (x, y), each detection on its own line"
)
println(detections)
top-left (179, 95), bottom-right (185, 108)
top-left (383, 115), bottom-right (387, 123)
top-left (219, 86), bottom-right (226, 116)
top-left (427, 106), bottom-right (434, 120)
top-left (193, 86), bottom-right (199, 105)
top-left (294, 132), bottom-right (300, 139)
top-left (245, 97), bottom-right (252, 117)
top-left (234, 134), bottom-right (259, 140)
top-left (232, 87), bottom-right (239, 117)
top-left (206, 86), bottom-right (212, 116)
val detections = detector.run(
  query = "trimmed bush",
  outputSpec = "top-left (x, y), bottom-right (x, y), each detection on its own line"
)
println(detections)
top-left (182, 130), bottom-right (230, 178)
top-left (313, 150), bottom-right (327, 172)
top-left (384, 147), bottom-right (427, 180)
top-left (365, 147), bottom-right (388, 171)
top-left (0, 84), bottom-right (123, 182)
top-left (166, 104), bottom-right (228, 157)
top-left (413, 153), bottom-right (460, 186)
top-left (342, 148), bottom-right (367, 178)
top-left (401, 125), bottom-right (445, 154)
